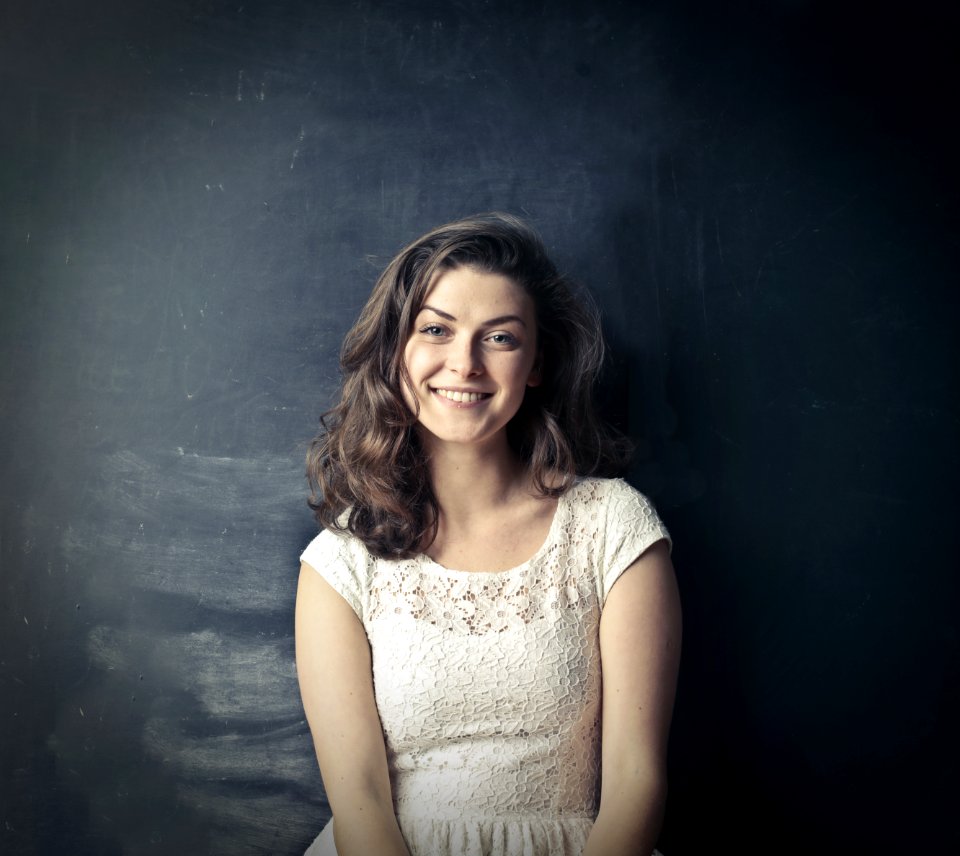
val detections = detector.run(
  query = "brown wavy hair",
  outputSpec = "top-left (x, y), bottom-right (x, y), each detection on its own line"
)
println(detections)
top-left (307, 213), bottom-right (631, 559)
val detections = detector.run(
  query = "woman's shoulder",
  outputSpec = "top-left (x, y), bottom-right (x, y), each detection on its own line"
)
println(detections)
top-left (300, 523), bottom-right (379, 620)
top-left (301, 520), bottom-right (373, 571)
top-left (566, 475), bottom-right (650, 506)
top-left (565, 478), bottom-right (671, 603)
top-left (567, 477), bottom-right (669, 541)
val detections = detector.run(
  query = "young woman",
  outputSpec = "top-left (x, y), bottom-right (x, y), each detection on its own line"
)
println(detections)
top-left (296, 213), bottom-right (682, 856)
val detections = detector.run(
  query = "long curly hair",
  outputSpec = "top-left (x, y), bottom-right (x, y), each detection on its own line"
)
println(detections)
top-left (307, 213), bottom-right (631, 559)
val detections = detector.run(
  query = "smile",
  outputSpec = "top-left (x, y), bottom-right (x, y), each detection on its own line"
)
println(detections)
top-left (431, 388), bottom-right (492, 403)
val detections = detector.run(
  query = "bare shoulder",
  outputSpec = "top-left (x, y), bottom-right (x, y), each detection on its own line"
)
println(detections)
top-left (295, 560), bottom-right (369, 672)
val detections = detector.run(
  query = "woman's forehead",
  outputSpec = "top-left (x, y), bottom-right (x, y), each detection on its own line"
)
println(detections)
top-left (416, 267), bottom-right (534, 321)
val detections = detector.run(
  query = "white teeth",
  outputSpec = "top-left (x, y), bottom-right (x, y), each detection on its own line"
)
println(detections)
top-left (434, 389), bottom-right (487, 403)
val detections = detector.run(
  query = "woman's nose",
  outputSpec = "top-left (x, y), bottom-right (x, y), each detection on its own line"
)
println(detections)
top-left (446, 338), bottom-right (483, 376)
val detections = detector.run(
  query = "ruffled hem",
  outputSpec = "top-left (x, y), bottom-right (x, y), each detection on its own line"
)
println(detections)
top-left (305, 814), bottom-right (594, 856)
top-left (305, 816), bottom-right (665, 856)
top-left (402, 814), bottom-right (592, 856)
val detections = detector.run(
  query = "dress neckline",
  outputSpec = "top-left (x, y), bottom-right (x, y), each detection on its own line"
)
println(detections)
top-left (416, 479), bottom-right (581, 577)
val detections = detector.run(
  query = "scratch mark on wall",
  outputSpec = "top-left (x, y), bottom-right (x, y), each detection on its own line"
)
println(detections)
top-left (696, 211), bottom-right (707, 336)
top-left (711, 427), bottom-right (742, 449)
top-left (290, 126), bottom-right (305, 170)
top-left (755, 256), bottom-right (767, 289)
top-left (399, 32), bottom-right (416, 70)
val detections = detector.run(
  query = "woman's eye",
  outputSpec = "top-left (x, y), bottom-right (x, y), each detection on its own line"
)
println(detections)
top-left (419, 324), bottom-right (446, 337)
top-left (487, 332), bottom-right (517, 346)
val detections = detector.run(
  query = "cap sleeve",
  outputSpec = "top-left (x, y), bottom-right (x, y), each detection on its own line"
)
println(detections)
top-left (598, 479), bottom-right (672, 605)
top-left (300, 528), bottom-right (368, 621)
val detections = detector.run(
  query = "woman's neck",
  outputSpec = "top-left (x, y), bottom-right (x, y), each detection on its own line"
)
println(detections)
top-left (417, 432), bottom-right (559, 571)
top-left (423, 435), bottom-right (530, 524)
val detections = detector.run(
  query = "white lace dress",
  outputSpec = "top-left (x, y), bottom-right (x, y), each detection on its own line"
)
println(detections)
top-left (301, 477), bottom-right (670, 856)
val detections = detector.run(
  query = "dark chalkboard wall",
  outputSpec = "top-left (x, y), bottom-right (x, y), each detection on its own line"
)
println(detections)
top-left (2, 1), bottom-right (957, 853)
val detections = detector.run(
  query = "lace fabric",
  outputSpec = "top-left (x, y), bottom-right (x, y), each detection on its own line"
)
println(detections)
top-left (301, 478), bottom-right (670, 856)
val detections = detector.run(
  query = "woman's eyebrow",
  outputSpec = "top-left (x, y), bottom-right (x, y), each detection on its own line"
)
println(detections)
top-left (420, 304), bottom-right (527, 327)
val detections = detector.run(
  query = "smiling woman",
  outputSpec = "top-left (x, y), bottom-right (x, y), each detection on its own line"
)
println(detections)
top-left (296, 214), bottom-right (681, 856)
top-left (306, 214), bottom-right (631, 560)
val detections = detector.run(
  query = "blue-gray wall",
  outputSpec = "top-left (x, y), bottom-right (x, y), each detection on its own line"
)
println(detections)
top-left (2, 1), bottom-right (956, 853)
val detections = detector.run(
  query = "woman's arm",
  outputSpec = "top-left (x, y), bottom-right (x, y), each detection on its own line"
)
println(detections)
top-left (295, 562), bottom-right (411, 856)
top-left (583, 539), bottom-right (682, 856)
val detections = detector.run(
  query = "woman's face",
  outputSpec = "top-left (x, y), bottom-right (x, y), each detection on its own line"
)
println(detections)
top-left (402, 266), bottom-right (540, 452)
